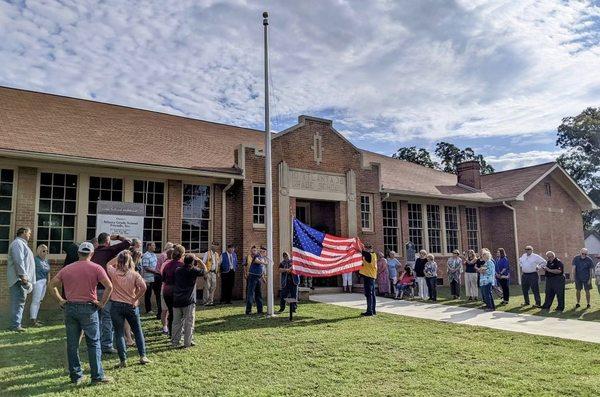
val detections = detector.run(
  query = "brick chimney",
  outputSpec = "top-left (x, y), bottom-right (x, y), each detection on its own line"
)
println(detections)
top-left (456, 160), bottom-right (481, 190)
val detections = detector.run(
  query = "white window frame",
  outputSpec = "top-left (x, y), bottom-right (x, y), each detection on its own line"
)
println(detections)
top-left (86, 176), bottom-right (125, 240)
top-left (181, 183), bottom-right (213, 253)
top-left (465, 207), bottom-right (480, 251)
top-left (35, 171), bottom-right (79, 255)
top-left (382, 200), bottom-right (400, 255)
top-left (360, 194), bottom-right (373, 232)
top-left (443, 205), bottom-right (460, 254)
top-left (408, 202), bottom-right (462, 255)
top-left (0, 166), bottom-right (17, 258)
top-left (252, 184), bottom-right (266, 228)
top-left (407, 203), bottom-right (424, 252)
top-left (133, 179), bottom-right (167, 252)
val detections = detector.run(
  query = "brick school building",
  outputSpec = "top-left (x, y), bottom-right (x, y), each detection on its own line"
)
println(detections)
top-left (0, 86), bottom-right (595, 308)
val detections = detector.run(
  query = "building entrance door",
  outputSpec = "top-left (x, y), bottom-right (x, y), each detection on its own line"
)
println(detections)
top-left (295, 200), bottom-right (340, 287)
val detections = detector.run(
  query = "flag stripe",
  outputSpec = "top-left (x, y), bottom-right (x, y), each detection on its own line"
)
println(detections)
top-left (291, 219), bottom-right (362, 278)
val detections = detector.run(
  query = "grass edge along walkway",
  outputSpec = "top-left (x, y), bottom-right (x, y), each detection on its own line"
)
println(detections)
top-left (311, 293), bottom-right (600, 344)
top-left (2, 301), bottom-right (600, 396)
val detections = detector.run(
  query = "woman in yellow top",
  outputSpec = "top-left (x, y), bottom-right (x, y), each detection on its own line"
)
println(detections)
top-left (359, 242), bottom-right (377, 316)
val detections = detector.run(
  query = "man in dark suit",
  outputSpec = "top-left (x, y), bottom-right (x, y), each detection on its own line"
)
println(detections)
top-left (220, 244), bottom-right (238, 304)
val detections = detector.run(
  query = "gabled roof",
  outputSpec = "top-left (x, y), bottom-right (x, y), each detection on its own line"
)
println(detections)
top-left (585, 230), bottom-right (600, 240)
top-left (0, 86), bottom-right (264, 177)
top-left (362, 151), bottom-right (596, 209)
top-left (361, 150), bottom-right (492, 202)
top-left (480, 162), bottom-right (556, 200)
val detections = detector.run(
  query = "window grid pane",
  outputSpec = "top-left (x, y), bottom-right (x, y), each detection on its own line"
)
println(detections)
top-left (181, 184), bottom-right (211, 253)
top-left (253, 185), bottom-right (266, 225)
top-left (360, 195), bottom-right (372, 230)
top-left (0, 169), bottom-right (14, 254)
top-left (466, 207), bottom-right (479, 251)
top-left (37, 172), bottom-right (77, 254)
top-left (133, 180), bottom-right (165, 252)
top-left (444, 206), bottom-right (459, 253)
top-left (86, 177), bottom-right (124, 240)
top-left (426, 204), bottom-right (442, 254)
top-left (382, 201), bottom-right (398, 254)
top-left (408, 203), bottom-right (423, 252)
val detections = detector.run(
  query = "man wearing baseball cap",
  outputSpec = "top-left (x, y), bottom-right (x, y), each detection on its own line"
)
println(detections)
top-left (49, 242), bottom-right (113, 385)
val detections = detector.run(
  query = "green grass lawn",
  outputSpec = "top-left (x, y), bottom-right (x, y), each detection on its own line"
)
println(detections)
top-left (2, 301), bottom-right (600, 396)
top-left (432, 281), bottom-right (600, 322)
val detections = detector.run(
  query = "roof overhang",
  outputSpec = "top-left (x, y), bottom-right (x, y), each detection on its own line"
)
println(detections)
top-left (515, 164), bottom-right (597, 210)
top-left (0, 148), bottom-right (245, 180)
top-left (381, 188), bottom-right (495, 204)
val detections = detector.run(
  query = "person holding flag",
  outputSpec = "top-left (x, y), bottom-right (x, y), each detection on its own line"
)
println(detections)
top-left (359, 242), bottom-right (378, 317)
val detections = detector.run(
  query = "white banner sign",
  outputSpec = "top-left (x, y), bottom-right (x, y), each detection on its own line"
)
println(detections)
top-left (96, 201), bottom-right (145, 242)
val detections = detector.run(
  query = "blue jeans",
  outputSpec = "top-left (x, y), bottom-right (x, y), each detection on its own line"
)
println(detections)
top-left (245, 274), bottom-right (263, 314)
top-left (9, 281), bottom-right (27, 329)
top-left (64, 303), bottom-right (105, 382)
top-left (110, 301), bottom-right (146, 362)
top-left (97, 289), bottom-right (113, 351)
top-left (481, 283), bottom-right (496, 310)
top-left (363, 277), bottom-right (376, 315)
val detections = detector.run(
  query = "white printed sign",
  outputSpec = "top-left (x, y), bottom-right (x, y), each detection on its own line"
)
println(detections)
top-left (96, 201), bottom-right (145, 242)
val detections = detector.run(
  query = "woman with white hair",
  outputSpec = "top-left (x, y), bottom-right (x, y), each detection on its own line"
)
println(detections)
top-left (30, 244), bottom-right (50, 326)
top-left (414, 250), bottom-right (429, 300)
top-left (387, 251), bottom-right (400, 297)
top-left (478, 249), bottom-right (496, 311)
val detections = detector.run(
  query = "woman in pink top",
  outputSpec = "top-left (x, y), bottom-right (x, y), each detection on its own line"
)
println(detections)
top-left (107, 250), bottom-right (150, 367)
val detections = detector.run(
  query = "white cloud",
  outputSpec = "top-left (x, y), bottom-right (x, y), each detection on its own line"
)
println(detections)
top-left (0, 0), bottom-right (598, 155)
top-left (486, 150), bottom-right (564, 171)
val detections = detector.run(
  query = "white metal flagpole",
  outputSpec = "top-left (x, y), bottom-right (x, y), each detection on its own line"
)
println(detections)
top-left (263, 11), bottom-right (275, 316)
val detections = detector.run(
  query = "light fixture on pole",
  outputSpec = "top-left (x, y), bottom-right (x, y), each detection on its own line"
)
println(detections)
top-left (263, 11), bottom-right (275, 316)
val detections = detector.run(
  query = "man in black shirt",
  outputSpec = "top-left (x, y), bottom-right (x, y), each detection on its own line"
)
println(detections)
top-left (541, 251), bottom-right (565, 312)
top-left (171, 254), bottom-right (207, 348)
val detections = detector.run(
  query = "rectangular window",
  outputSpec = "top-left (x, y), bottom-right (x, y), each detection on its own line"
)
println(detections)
top-left (426, 204), bottom-right (442, 253)
top-left (382, 201), bottom-right (399, 255)
top-left (544, 183), bottom-right (552, 196)
top-left (133, 180), bottom-right (165, 252)
top-left (444, 206), bottom-right (459, 253)
top-left (181, 184), bottom-right (210, 253)
top-left (466, 207), bottom-right (479, 251)
top-left (360, 194), bottom-right (373, 231)
top-left (252, 185), bottom-right (266, 226)
top-left (37, 172), bottom-right (77, 254)
top-left (0, 169), bottom-right (15, 254)
top-left (87, 177), bottom-right (123, 240)
top-left (408, 203), bottom-right (423, 252)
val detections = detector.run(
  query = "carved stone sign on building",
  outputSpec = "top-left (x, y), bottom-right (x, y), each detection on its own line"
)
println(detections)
top-left (288, 168), bottom-right (346, 200)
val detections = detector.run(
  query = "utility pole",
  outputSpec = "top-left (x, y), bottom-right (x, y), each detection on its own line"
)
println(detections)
top-left (263, 11), bottom-right (274, 316)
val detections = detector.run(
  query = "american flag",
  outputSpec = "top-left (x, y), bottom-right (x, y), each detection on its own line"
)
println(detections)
top-left (291, 218), bottom-right (363, 278)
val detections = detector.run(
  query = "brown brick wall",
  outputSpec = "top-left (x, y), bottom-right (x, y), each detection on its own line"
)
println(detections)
top-left (514, 175), bottom-right (584, 277)
top-left (166, 179), bottom-right (182, 244)
top-left (480, 205), bottom-right (518, 279)
top-left (15, 166), bottom-right (37, 249)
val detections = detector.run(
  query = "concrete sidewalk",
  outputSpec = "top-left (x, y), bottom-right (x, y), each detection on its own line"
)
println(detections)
top-left (310, 293), bottom-right (600, 344)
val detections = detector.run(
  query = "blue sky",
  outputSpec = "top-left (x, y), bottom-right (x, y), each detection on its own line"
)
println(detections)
top-left (1, 0), bottom-right (599, 170)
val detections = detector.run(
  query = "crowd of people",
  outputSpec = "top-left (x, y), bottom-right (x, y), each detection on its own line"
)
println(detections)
top-left (6, 225), bottom-right (600, 383)
top-left (5, 227), bottom-right (276, 384)
top-left (353, 243), bottom-right (600, 314)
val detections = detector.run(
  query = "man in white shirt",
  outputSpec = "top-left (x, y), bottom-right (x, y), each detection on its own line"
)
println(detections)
top-left (519, 245), bottom-right (546, 307)
top-left (7, 227), bottom-right (36, 332)
top-left (202, 242), bottom-right (221, 306)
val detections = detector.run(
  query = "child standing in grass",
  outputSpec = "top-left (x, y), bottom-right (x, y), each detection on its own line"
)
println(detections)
top-left (424, 254), bottom-right (438, 302)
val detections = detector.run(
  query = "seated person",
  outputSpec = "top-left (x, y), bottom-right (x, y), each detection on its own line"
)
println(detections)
top-left (395, 266), bottom-right (415, 299)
